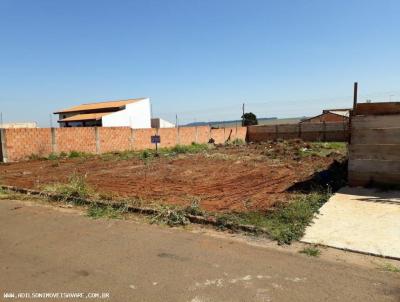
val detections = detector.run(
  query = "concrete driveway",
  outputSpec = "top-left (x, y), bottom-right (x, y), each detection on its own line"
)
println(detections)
top-left (302, 187), bottom-right (400, 259)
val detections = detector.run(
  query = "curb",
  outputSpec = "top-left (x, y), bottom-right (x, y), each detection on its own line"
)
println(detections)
top-left (0, 185), bottom-right (268, 235)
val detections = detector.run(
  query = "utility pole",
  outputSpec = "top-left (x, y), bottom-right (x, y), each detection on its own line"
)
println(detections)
top-left (175, 114), bottom-right (178, 128)
top-left (49, 114), bottom-right (53, 128)
top-left (0, 112), bottom-right (3, 127)
top-left (242, 103), bottom-right (245, 126)
top-left (353, 82), bottom-right (358, 113)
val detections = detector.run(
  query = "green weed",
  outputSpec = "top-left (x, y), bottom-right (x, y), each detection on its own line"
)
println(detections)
top-left (184, 197), bottom-right (204, 216)
top-left (150, 205), bottom-right (190, 226)
top-left (47, 153), bottom-right (59, 160)
top-left (68, 151), bottom-right (92, 159)
top-left (215, 191), bottom-right (330, 244)
top-left (230, 138), bottom-right (246, 146)
top-left (86, 203), bottom-right (127, 219)
top-left (378, 262), bottom-right (400, 273)
top-left (28, 154), bottom-right (43, 161)
top-left (100, 143), bottom-right (210, 161)
top-left (170, 143), bottom-right (209, 154)
top-left (299, 246), bottom-right (321, 257)
top-left (43, 173), bottom-right (92, 200)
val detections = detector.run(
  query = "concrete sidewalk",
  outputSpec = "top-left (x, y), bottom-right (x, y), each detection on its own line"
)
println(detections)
top-left (302, 187), bottom-right (400, 259)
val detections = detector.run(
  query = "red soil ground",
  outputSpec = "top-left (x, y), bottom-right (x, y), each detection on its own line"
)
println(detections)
top-left (0, 142), bottom-right (345, 212)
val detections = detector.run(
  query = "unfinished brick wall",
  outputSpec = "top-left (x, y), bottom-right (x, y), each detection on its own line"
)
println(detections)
top-left (210, 127), bottom-right (246, 144)
top-left (2, 128), bottom-right (52, 161)
top-left (56, 128), bottom-right (97, 154)
top-left (98, 127), bottom-right (132, 153)
top-left (0, 126), bottom-right (247, 162)
top-left (132, 128), bottom-right (158, 150)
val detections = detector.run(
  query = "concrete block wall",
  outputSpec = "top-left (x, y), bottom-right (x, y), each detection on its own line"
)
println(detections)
top-left (348, 103), bottom-right (400, 187)
top-left (247, 122), bottom-right (349, 142)
top-left (0, 126), bottom-right (247, 162)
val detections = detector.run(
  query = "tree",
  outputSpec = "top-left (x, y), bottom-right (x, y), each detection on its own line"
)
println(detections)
top-left (241, 112), bottom-right (258, 126)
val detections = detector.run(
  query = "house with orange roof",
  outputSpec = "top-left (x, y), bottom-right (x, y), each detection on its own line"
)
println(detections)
top-left (54, 98), bottom-right (151, 129)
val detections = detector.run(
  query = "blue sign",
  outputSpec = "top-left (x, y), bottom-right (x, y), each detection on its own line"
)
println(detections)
top-left (151, 135), bottom-right (161, 144)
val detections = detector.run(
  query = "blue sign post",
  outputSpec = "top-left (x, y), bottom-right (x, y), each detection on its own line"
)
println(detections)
top-left (151, 135), bottom-right (161, 153)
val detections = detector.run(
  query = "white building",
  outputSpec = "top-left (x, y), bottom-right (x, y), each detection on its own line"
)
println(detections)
top-left (0, 122), bottom-right (37, 128)
top-left (151, 118), bottom-right (175, 128)
top-left (55, 98), bottom-right (151, 129)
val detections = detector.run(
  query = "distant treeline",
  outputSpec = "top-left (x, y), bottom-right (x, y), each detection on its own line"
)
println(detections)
top-left (184, 117), bottom-right (277, 127)
top-left (184, 117), bottom-right (308, 128)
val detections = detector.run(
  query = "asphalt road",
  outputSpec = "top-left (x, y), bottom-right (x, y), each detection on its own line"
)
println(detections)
top-left (0, 199), bottom-right (399, 302)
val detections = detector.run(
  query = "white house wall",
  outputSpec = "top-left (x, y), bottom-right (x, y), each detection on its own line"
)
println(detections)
top-left (159, 118), bottom-right (175, 128)
top-left (102, 98), bottom-right (151, 129)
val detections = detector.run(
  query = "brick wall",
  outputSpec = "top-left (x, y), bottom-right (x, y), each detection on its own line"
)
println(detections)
top-left (56, 128), bottom-right (97, 154)
top-left (98, 127), bottom-right (132, 153)
top-left (0, 126), bottom-right (247, 162)
top-left (2, 128), bottom-right (52, 161)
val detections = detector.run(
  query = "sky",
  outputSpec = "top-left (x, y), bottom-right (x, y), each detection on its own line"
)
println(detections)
top-left (0, 0), bottom-right (400, 126)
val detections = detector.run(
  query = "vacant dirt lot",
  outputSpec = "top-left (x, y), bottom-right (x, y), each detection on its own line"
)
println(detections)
top-left (0, 141), bottom-right (346, 212)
